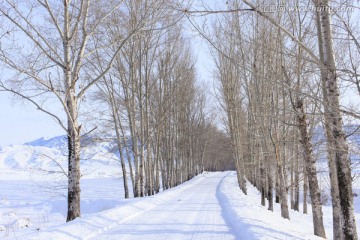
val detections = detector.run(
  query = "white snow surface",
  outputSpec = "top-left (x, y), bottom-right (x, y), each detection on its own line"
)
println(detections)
top-left (1, 172), bottom-right (356, 240)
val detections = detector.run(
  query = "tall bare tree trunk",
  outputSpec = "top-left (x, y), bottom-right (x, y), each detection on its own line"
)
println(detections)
top-left (260, 158), bottom-right (266, 206)
top-left (316, 1), bottom-right (358, 238)
top-left (294, 138), bottom-right (300, 212)
top-left (296, 99), bottom-right (326, 238)
top-left (303, 167), bottom-right (308, 214)
top-left (290, 149), bottom-right (294, 210)
top-left (267, 158), bottom-right (274, 211)
top-left (66, 97), bottom-right (81, 221)
top-left (114, 107), bottom-right (129, 199)
top-left (313, 5), bottom-right (343, 238)
top-left (276, 150), bottom-right (290, 220)
top-left (64, 8), bottom-right (81, 219)
top-left (66, 125), bottom-right (81, 222)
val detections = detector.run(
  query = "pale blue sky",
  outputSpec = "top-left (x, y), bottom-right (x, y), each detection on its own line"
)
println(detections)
top-left (0, 92), bottom-right (64, 145)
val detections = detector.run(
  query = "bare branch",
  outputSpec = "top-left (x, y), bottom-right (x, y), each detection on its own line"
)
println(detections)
top-left (0, 82), bottom-right (67, 131)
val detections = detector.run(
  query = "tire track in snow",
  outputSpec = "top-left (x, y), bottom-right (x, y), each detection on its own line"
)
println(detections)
top-left (216, 171), bottom-right (242, 240)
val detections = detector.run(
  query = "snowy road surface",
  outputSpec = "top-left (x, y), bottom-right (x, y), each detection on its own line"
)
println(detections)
top-left (28, 172), bottom-right (237, 240)
top-left (91, 172), bottom-right (235, 240)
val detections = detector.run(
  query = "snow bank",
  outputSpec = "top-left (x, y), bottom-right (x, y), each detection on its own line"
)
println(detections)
top-left (217, 172), bottom-right (324, 240)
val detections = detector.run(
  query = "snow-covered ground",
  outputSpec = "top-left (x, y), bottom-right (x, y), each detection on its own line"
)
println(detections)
top-left (1, 170), bottom-right (359, 239)
top-left (220, 172), bottom-right (360, 240)
top-left (0, 137), bottom-right (128, 239)
top-left (1, 136), bottom-right (360, 239)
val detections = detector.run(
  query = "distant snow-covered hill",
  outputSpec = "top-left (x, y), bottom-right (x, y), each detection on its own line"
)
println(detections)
top-left (24, 135), bottom-right (68, 150)
top-left (0, 135), bottom-right (124, 180)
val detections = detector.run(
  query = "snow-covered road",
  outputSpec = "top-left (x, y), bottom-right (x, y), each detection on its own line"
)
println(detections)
top-left (23, 171), bottom-right (360, 240)
top-left (26, 172), bottom-right (237, 240)
top-left (92, 172), bottom-right (235, 240)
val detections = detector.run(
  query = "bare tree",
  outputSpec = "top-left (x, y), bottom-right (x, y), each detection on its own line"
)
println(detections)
top-left (0, 0), bottom-right (154, 221)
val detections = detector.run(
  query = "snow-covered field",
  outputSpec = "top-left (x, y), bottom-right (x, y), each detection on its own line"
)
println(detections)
top-left (0, 137), bottom-right (359, 239)
top-left (0, 137), bottom-right (128, 239)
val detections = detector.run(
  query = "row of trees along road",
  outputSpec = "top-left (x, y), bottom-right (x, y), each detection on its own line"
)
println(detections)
top-left (0, 0), bottom-right (234, 222)
top-left (185, 0), bottom-right (359, 239)
top-left (0, 1), bottom-right (359, 240)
